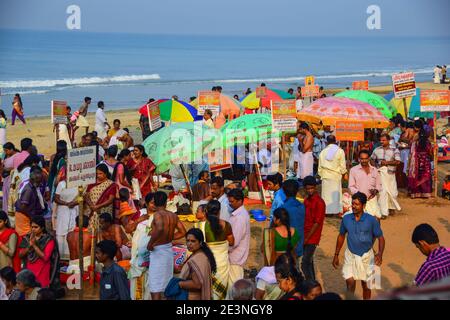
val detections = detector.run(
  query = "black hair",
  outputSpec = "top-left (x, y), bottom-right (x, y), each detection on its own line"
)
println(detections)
top-left (210, 176), bottom-right (224, 187)
top-left (31, 215), bottom-right (47, 232)
top-left (20, 138), bottom-right (33, 151)
top-left (96, 240), bottom-right (117, 260)
top-left (148, 98), bottom-right (155, 103)
top-left (0, 109), bottom-right (6, 120)
top-left (75, 215), bottom-right (89, 228)
top-left (112, 150), bottom-right (132, 186)
top-left (145, 192), bottom-right (155, 205)
top-left (134, 144), bottom-right (148, 158)
top-left (97, 101), bottom-right (104, 108)
top-left (411, 223), bottom-right (439, 245)
top-left (113, 119), bottom-right (121, 125)
top-left (326, 135), bottom-right (337, 144)
top-left (282, 179), bottom-right (299, 198)
top-left (123, 128), bottom-right (129, 134)
top-left (303, 176), bottom-right (317, 187)
top-left (154, 191), bottom-right (168, 207)
top-left (314, 292), bottom-right (342, 300)
top-left (0, 266), bottom-right (17, 285)
top-left (186, 228), bottom-right (217, 274)
top-left (352, 191), bottom-right (367, 205)
top-left (96, 163), bottom-right (111, 180)
top-left (406, 121), bottom-right (414, 129)
top-left (300, 280), bottom-right (322, 296)
top-left (204, 109), bottom-right (213, 116)
top-left (84, 97), bottom-right (91, 102)
top-left (198, 170), bottom-right (209, 180)
top-left (117, 148), bottom-right (131, 161)
top-left (3, 142), bottom-right (18, 152)
top-left (106, 145), bottom-right (118, 158)
top-left (37, 288), bottom-right (56, 300)
top-left (49, 140), bottom-right (68, 186)
top-left (417, 128), bottom-right (428, 151)
top-left (273, 208), bottom-right (292, 253)
top-left (300, 122), bottom-right (310, 130)
top-left (414, 119), bottom-right (423, 130)
top-left (267, 173), bottom-right (283, 187)
top-left (274, 253), bottom-right (304, 292)
top-left (0, 210), bottom-right (11, 228)
top-left (227, 188), bottom-right (244, 201)
top-left (205, 200), bottom-right (223, 237)
top-left (99, 213), bottom-right (113, 224)
top-left (119, 188), bottom-right (130, 202)
top-left (260, 83), bottom-right (266, 87)
top-left (359, 149), bottom-right (370, 158)
top-left (14, 94), bottom-right (23, 108)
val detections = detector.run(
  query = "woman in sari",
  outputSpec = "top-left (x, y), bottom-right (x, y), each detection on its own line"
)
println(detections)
top-left (408, 128), bottom-right (433, 199)
top-left (11, 94), bottom-right (26, 126)
top-left (128, 145), bottom-right (156, 199)
top-left (18, 216), bottom-right (58, 288)
top-left (178, 228), bottom-right (216, 300)
top-left (194, 200), bottom-right (234, 300)
top-left (84, 164), bottom-right (119, 224)
top-left (2, 142), bottom-right (19, 213)
top-left (112, 149), bottom-right (135, 208)
top-left (0, 211), bottom-right (21, 272)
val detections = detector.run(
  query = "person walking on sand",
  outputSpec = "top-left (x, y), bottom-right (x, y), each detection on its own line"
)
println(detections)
top-left (332, 192), bottom-right (385, 300)
top-left (74, 97), bottom-right (91, 135)
top-left (146, 191), bottom-right (186, 300)
top-left (11, 94), bottom-right (25, 126)
top-left (294, 122), bottom-right (314, 182)
top-left (95, 101), bottom-right (110, 140)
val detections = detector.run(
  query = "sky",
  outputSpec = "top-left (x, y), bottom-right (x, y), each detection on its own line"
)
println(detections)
top-left (0, 0), bottom-right (449, 37)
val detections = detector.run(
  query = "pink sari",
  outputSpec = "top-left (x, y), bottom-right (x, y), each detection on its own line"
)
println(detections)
top-left (408, 141), bottom-right (432, 198)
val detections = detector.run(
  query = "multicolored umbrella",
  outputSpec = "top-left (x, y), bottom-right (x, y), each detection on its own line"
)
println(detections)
top-left (384, 88), bottom-right (439, 119)
top-left (191, 94), bottom-right (244, 118)
top-left (240, 88), bottom-right (295, 110)
top-left (297, 97), bottom-right (389, 128)
top-left (138, 99), bottom-right (201, 122)
top-left (142, 122), bottom-right (219, 174)
top-left (335, 90), bottom-right (397, 119)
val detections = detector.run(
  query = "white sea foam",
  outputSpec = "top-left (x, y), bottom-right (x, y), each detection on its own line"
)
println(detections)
top-left (0, 74), bottom-right (161, 89)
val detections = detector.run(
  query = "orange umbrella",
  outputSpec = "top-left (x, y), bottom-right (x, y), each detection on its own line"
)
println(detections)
top-left (191, 93), bottom-right (244, 118)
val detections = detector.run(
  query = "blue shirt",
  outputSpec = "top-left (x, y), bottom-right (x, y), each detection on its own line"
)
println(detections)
top-left (339, 213), bottom-right (383, 256)
top-left (99, 263), bottom-right (131, 300)
top-left (269, 188), bottom-right (287, 222)
top-left (281, 197), bottom-right (305, 257)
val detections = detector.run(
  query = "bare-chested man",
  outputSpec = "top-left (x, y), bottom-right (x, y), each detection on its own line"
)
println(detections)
top-left (74, 96), bottom-right (91, 135)
top-left (67, 215), bottom-right (92, 270)
top-left (295, 122), bottom-right (314, 180)
top-left (98, 213), bottom-right (130, 261)
top-left (146, 191), bottom-right (186, 300)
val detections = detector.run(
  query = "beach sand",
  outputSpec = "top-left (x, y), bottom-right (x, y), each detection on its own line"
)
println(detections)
top-left (6, 80), bottom-right (450, 300)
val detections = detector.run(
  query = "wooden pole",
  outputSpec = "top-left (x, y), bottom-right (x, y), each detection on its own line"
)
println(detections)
top-left (433, 112), bottom-right (438, 197)
top-left (253, 148), bottom-right (266, 205)
top-left (89, 225), bottom-right (97, 286)
top-left (179, 164), bottom-right (193, 206)
top-left (402, 98), bottom-right (408, 119)
top-left (77, 186), bottom-right (84, 300)
top-left (55, 124), bottom-right (60, 144)
top-left (282, 135), bottom-right (287, 180)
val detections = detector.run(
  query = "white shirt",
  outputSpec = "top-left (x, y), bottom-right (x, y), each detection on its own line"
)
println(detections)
top-left (218, 193), bottom-right (230, 222)
top-left (95, 108), bottom-right (107, 128)
top-left (228, 205), bottom-right (250, 266)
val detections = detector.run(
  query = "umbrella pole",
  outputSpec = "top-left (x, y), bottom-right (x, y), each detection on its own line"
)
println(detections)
top-left (282, 135), bottom-right (287, 180)
top-left (180, 165), bottom-right (193, 206)
top-left (253, 149), bottom-right (266, 205)
top-left (402, 98), bottom-right (408, 119)
top-left (433, 112), bottom-right (438, 198)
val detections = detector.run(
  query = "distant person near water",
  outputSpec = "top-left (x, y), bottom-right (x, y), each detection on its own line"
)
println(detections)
top-left (11, 94), bottom-right (26, 126)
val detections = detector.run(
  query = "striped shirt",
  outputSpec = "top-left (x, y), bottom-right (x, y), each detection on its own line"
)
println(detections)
top-left (415, 247), bottom-right (450, 286)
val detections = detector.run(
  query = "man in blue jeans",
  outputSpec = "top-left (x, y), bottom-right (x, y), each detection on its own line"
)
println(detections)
top-left (281, 179), bottom-right (305, 266)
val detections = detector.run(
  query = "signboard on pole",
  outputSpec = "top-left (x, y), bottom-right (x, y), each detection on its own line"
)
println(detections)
top-left (271, 100), bottom-right (297, 132)
top-left (67, 146), bottom-right (97, 188)
top-left (352, 80), bottom-right (369, 91)
top-left (420, 90), bottom-right (450, 112)
top-left (147, 101), bottom-right (162, 131)
top-left (335, 121), bottom-right (364, 141)
top-left (208, 148), bottom-right (232, 172)
top-left (392, 72), bottom-right (416, 99)
top-left (255, 86), bottom-right (268, 98)
top-left (51, 100), bottom-right (68, 124)
top-left (198, 91), bottom-right (220, 116)
top-left (305, 75), bottom-right (315, 86)
top-left (301, 85), bottom-right (320, 98)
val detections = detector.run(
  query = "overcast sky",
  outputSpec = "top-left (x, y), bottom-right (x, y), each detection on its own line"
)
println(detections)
top-left (0, 0), bottom-right (449, 37)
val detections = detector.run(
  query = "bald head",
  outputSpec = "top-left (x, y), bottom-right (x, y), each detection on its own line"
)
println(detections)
top-left (230, 279), bottom-right (255, 300)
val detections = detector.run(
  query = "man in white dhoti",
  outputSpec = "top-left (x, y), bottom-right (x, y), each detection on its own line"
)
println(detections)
top-left (295, 122), bottom-right (314, 181)
top-left (332, 192), bottom-right (385, 300)
top-left (146, 191), bottom-right (186, 300)
top-left (318, 135), bottom-right (347, 215)
top-left (95, 101), bottom-right (110, 140)
top-left (348, 150), bottom-right (382, 219)
top-left (371, 134), bottom-right (401, 219)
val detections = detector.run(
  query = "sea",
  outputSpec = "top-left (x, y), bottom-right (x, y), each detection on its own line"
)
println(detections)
top-left (0, 29), bottom-right (449, 116)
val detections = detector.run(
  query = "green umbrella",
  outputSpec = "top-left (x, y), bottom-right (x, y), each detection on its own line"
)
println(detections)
top-left (142, 122), bottom-right (220, 174)
top-left (335, 90), bottom-right (397, 119)
top-left (220, 113), bottom-right (285, 148)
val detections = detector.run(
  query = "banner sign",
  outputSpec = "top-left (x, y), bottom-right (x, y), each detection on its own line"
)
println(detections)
top-left (392, 72), bottom-right (416, 99)
top-left (271, 100), bottom-right (297, 132)
top-left (420, 90), bottom-right (450, 112)
top-left (51, 100), bottom-right (68, 124)
top-left (67, 146), bottom-right (97, 188)
top-left (352, 80), bottom-right (369, 91)
top-left (198, 91), bottom-right (220, 116)
top-left (301, 85), bottom-right (320, 98)
top-left (305, 75), bottom-right (315, 86)
top-left (147, 101), bottom-right (162, 131)
top-left (335, 121), bottom-right (364, 141)
top-left (255, 86), bottom-right (268, 98)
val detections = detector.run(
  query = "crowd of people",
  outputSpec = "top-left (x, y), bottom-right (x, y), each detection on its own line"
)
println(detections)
top-left (0, 88), bottom-right (449, 301)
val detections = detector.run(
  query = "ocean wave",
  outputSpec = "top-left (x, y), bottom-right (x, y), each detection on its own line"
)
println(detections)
top-left (0, 74), bottom-right (161, 89)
